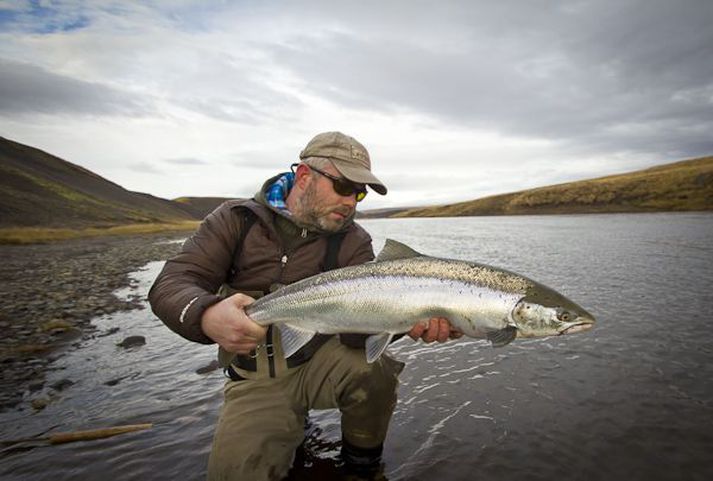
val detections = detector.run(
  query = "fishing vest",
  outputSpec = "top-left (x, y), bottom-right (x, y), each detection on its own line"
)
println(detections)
top-left (217, 207), bottom-right (347, 380)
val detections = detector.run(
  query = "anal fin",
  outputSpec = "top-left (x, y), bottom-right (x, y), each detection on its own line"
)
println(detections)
top-left (278, 323), bottom-right (317, 358)
top-left (365, 332), bottom-right (394, 363)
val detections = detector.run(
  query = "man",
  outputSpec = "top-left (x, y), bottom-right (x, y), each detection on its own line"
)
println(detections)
top-left (149, 132), bottom-right (459, 480)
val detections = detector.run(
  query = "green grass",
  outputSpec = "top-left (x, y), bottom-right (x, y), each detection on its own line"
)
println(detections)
top-left (393, 155), bottom-right (713, 218)
top-left (0, 221), bottom-right (200, 245)
top-left (2, 163), bottom-right (110, 206)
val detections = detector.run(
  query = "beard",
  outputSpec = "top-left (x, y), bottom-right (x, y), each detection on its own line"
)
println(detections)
top-left (294, 181), bottom-right (355, 232)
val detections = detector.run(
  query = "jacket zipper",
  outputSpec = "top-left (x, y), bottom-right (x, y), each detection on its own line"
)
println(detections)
top-left (267, 253), bottom-right (289, 378)
top-left (268, 230), bottom-right (315, 377)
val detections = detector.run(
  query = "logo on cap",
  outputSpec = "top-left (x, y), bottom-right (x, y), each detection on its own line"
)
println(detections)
top-left (350, 145), bottom-right (368, 164)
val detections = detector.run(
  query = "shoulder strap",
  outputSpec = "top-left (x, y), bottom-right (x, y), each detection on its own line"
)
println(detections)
top-left (227, 208), bottom-right (257, 279)
top-left (239, 208), bottom-right (258, 250)
top-left (323, 231), bottom-right (347, 271)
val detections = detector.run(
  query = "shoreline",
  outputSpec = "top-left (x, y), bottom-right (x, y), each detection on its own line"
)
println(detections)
top-left (0, 232), bottom-right (187, 411)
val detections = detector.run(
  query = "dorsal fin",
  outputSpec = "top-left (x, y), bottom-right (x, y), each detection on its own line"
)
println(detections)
top-left (376, 239), bottom-right (422, 262)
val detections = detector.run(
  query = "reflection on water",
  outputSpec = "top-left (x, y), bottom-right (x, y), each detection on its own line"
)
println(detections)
top-left (1, 213), bottom-right (712, 481)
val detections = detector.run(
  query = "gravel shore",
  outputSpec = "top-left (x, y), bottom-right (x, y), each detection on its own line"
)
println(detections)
top-left (0, 233), bottom-right (186, 411)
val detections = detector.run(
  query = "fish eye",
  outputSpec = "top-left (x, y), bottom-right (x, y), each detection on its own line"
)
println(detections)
top-left (557, 309), bottom-right (573, 322)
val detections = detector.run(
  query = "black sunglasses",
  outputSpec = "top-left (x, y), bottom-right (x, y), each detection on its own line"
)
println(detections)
top-left (292, 163), bottom-right (368, 202)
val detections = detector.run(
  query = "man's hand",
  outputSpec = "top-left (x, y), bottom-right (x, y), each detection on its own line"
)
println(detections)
top-left (408, 317), bottom-right (463, 343)
top-left (200, 293), bottom-right (267, 355)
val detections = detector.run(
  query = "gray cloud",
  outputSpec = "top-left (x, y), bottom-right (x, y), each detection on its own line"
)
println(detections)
top-left (227, 150), bottom-right (297, 170)
top-left (0, 58), bottom-right (152, 116)
top-left (179, 94), bottom-right (299, 124)
top-left (266, 0), bottom-right (713, 158)
top-left (157, 48), bottom-right (304, 124)
top-left (129, 162), bottom-right (163, 174)
top-left (0, 1), bottom-right (710, 205)
top-left (232, 180), bottom-right (261, 199)
top-left (163, 157), bottom-right (208, 166)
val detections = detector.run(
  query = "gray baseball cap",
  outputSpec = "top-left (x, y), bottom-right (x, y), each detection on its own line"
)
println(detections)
top-left (299, 131), bottom-right (387, 195)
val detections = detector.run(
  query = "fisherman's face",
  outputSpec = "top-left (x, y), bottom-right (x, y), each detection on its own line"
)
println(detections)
top-left (298, 164), bottom-right (358, 232)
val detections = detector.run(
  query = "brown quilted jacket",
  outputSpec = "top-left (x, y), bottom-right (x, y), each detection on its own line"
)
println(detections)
top-left (148, 184), bottom-right (375, 346)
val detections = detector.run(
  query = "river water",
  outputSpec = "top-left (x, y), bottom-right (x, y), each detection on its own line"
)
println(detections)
top-left (1, 213), bottom-right (712, 480)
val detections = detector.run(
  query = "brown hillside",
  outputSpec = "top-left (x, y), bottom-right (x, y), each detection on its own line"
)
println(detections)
top-left (394, 156), bottom-right (713, 218)
top-left (0, 137), bottom-right (196, 228)
top-left (172, 196), bottom-right (234, 220)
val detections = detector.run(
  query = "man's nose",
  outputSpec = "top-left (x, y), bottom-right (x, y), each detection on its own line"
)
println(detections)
top-left (341, 194), bottom-right (357, 209)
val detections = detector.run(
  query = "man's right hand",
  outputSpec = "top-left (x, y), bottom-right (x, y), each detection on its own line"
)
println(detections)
top-left (200, 293), bottom-right (267, 355)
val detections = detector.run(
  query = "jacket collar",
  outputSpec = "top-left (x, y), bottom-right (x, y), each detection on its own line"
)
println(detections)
top-left (253, 172), bottom-right (355, 236)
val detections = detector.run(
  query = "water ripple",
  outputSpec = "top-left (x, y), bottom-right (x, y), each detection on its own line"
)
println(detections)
top-left (3, 215), bottom-right (713, 480)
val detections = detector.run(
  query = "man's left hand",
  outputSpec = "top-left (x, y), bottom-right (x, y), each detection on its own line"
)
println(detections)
top-left (408, 317), bottom-right (463, 343)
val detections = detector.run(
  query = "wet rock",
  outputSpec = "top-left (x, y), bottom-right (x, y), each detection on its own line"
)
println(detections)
top-left (51, 379), bottom-right (74, 391)
top-left (98, 327), bottom-right (120, 337)
top-left (40, 319), bottom-right (75, 333)
top-left (0, 233), bottom-right (185, 413)
top-left (196, 360), bottom-right (220, 375)
top-left (104, 375), bottom-right (128, 387)
top-left (25, 358), bottom-right (44, 367)
top-left (28, 380), bottom-right (45, 392)
top-left (50, 328), bottom-right (82, 344)
top-left (116, 336), bottom-right (146, 348)
top-left (31, 397), bottom-right (50, 411)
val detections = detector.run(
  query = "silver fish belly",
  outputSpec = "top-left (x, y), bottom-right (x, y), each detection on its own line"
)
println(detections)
top-left (245, 239), bottom-right (595, 362)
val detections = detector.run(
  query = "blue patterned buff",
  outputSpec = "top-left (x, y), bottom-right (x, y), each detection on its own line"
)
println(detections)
top-left (266, 172), bottom-right (295, 210)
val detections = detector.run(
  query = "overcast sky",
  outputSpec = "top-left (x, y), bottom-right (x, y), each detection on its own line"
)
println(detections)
top-left (1, 0), bottom-right (711, 209)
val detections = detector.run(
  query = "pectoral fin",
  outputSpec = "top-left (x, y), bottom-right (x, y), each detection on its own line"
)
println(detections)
top-left (365, 332), bottom-right (394, 363)
top-left (486, 325), bottom-right (517, 347)
top-left (278, 323), bottom-right (317, 358)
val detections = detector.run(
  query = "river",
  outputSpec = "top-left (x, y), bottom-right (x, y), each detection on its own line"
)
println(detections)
top-left (1, 213), bottom-right (712, 480)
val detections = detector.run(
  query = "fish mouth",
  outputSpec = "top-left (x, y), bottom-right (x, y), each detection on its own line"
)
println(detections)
top-left (558, 318), bottom-right (595, 335)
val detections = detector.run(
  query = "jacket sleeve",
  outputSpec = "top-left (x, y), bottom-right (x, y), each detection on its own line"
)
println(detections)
top-left (148, 202), bottom-right (243, 344)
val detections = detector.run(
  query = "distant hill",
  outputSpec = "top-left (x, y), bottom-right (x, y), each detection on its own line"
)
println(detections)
top-left (173, 196), bottom-right (237, 219)
top-left (3, 135), bottom-right (710, 231)
top-left (393, 156), bottom-right (713, 218)
top-left (0, 137), bottom-right (229, 228)
top-left (357, 207), bottom-right (413, 219)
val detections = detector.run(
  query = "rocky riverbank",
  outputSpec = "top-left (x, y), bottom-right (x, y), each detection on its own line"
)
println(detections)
top-left (0, 233), bottom-right (187, 411)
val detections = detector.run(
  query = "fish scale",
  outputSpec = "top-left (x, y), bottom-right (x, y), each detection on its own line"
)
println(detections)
top-left (245, 239), bottom-right (595, 363)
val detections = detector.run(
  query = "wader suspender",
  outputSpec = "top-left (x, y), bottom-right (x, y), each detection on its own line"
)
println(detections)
top-left (228, 207), bottom-right (347, 375)
top-left (227, 209), bottom-right (257, 281)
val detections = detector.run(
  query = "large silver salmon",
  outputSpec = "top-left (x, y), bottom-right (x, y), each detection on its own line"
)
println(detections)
top-left (245, 239), bottom-right (595, 362)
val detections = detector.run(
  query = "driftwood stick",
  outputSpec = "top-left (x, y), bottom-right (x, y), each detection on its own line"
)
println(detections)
top-left (1, 423), bottom-right (153, 446)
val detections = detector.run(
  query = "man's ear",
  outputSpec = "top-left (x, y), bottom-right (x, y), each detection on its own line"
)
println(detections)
top-left (294, 163), bottom-right (312, 188)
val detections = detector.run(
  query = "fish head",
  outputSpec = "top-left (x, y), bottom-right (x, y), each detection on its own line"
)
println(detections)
top-left (511, 283), bottom-right (595, 338)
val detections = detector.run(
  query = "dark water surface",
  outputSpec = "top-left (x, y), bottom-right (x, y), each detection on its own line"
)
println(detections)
top-left (2, 213), bottom-right (712, 480)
